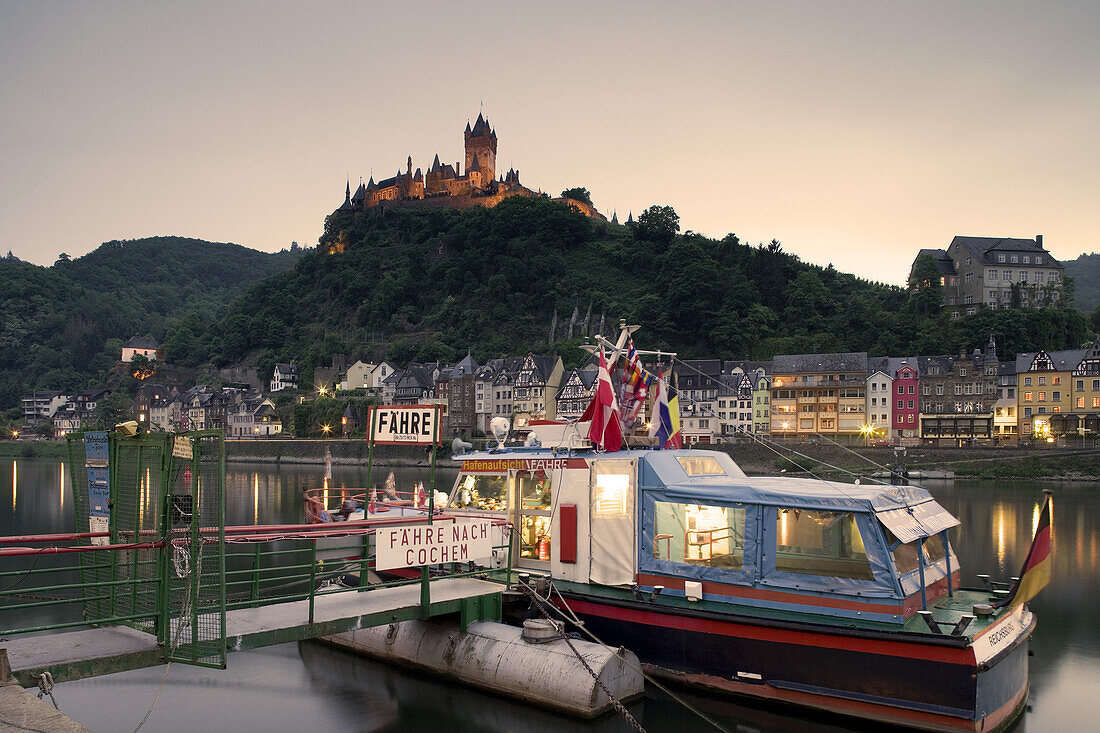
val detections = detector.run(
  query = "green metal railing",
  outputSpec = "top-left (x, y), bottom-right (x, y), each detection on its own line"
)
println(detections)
top-left (1, 517), bottom-right (514, 639)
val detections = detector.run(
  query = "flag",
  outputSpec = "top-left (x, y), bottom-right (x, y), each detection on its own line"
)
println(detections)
top-left (580, 348), bottom-right (623, 452)
top-left (668, 390), bottom-right (682, 448)
top-left (996, 492), bottom-right (1053, 608)
top-left (621, 337), bottom-right (651, 429)
top-left (415, 481), bottom-right (426, 508)
top-left (649, 367), bottom-right (673, 449)
top-left (368, 487), bottom-right (377, 514)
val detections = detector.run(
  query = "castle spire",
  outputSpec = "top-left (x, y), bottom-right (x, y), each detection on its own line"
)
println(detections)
top-left (344, 179), bottom-right (351, 204)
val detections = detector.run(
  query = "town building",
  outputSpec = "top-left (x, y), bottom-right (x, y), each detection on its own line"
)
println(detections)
top-left (556, 364), bottom-right (598, 422)
top-left (865, 369), bottom-right (893, 439)
top-left (911, 236), bottom-right (1064, 319)
top-left (993, 361), bottom-right (1018, 443)
top-left (270, 363), bottom-right (299, 393)
top-left (22, 391), bottom-right (68, 425)
top-left (511, 354), bottom-right (564, 425)
top-left (1015, 349), bottom-right (1088, 439)
top-left (51, 389), bottom-right (109, 438)
top-left (446, 354), bottom-right (480, 438)
top-left (227, 392), bottom-right (282, 438)
top-left (752, 375), bottom-right (772, 435)
top-left (121, 336), bottom-right (158, 362)
top-left (917, 340), bottom-right (998, 445)
top-left (770, 353), bottom-right (868, 440)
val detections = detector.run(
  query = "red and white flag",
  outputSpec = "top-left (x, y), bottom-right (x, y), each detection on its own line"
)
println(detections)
top-left (368, 487), bottom-right (378, 514)
top-left (415, 482), bottom-right (427, 508)
top-left (580, 347), bottom-right (623, 452)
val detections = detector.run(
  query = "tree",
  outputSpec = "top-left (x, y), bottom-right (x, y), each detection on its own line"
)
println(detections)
top-left (560, 187), bottom-right (592, 206)
top-left (634, 205), bottom-right (680, 245)
top-left (905, 253), bottom-right (944, 317)
top-left (92, 392), bottom-right (134, 429)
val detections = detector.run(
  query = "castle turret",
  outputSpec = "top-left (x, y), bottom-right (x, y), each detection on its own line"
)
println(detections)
top-left (464, 112), bottom-right (496, 190)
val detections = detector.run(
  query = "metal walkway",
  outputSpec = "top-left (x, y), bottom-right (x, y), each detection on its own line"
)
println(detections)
top-left (6, 576), bottom-right (504, 686)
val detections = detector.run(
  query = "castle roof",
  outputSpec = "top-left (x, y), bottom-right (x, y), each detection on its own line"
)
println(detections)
top-left (352, 182), bottom-right (366, 201)
top-left (414, 168), bottom-right (423, 182)
top-left (468, 154), bottom-right (481, 173)
top-left (470, 112), bottom-right (493, 137)
top-left (431, 154), bottom-right (442, 173)
top-left (366, 176), bottom-right (377, 191)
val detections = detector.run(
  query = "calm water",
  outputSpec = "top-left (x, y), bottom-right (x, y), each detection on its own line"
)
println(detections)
top-left (1, 457), bottom-right (1096, 732)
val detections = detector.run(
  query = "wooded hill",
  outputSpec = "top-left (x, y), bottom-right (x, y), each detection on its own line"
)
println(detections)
top-left (0, 237), bottom-right (304, 412)
top-left (168, 197), bottom-right (1089, 387)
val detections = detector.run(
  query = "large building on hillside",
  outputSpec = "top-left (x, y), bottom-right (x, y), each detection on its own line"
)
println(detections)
top-left (327, 114), bottom-right (605, 242)
top-left (911, 236), bottom-right (1064, 318)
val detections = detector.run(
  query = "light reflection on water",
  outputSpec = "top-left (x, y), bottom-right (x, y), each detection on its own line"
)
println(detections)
top-left (1, 459), bottom-right (1098, 731)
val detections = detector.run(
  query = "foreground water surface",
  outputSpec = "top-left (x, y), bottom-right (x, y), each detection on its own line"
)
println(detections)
top-left (1, 457), bottom-right (1096, 732)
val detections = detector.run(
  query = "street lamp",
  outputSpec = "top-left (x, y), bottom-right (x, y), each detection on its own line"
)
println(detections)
top-left (321, 424), bottom-right (332, 435)
top-left (318, 385), bottom-right (328, 397)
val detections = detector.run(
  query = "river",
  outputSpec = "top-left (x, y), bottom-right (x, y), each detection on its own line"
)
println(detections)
top-left (1, 458), bottom-right (1096, 732)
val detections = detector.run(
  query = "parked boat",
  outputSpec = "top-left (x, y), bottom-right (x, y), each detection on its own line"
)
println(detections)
top-left (444, 428), bottom-right (1041, 732)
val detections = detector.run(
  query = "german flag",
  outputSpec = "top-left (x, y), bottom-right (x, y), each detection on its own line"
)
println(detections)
top-left (997, 491), bottom-right (1053, 608)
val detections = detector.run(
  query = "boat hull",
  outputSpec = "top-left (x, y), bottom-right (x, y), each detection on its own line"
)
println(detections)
top-left (555, 592), bottom-right (1031, 732)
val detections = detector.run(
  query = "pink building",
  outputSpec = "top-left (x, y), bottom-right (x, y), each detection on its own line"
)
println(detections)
top-left (892, 362), bottom-right (920, 439)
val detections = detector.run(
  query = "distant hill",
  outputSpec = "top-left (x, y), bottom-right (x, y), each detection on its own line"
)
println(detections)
top-left (1062, 253), bottom-right (1100, 312)
top-left (171, 197), bottom-right (1088, 386)
top-left (0, 237), bottom-right (305, 411)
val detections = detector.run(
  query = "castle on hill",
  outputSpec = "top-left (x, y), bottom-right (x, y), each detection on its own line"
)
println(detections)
top-left (330, 113), bottom-right (606, 222)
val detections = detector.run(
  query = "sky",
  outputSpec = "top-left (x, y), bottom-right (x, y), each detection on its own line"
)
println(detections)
top-left (1, 1), bottom-right (1098, 285)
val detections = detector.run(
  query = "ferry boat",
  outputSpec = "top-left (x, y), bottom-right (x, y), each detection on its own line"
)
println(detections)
top-left (444, 421), bottom-right (1042, 732)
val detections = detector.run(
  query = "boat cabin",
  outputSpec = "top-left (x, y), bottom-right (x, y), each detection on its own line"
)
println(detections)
top-left (448, 445), bottom-right (960, 624)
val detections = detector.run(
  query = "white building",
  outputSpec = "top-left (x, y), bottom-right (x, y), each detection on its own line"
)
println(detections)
top-left (270, 363), bottom-right (299, 392)
top-left (866, 370), bottom-right (893, 438)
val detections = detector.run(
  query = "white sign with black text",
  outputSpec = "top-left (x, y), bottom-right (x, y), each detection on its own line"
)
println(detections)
top-left (375, 520), bottom-right (494, 571)
top-left (369, 405), bottom-right (440, 446)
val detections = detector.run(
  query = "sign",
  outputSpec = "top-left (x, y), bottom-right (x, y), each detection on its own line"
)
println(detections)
top-left (462, 457), bottom-right (588, 473)
top-left (172, 435), bottom-right (193, 460)
top-left (368, 405), bottom-right (441, 446)
top-left (375, 520), bottom-right (494, 570)
top-left (972, 605), bottom-right (1027, 665)
top-left (84, 432), bottom-right (110, 546)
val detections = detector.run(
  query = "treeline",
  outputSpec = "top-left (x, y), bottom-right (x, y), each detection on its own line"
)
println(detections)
top-left (165, 197), bottom-right (1089, 386)
top-left (0, 237), bottom-right (304, 413)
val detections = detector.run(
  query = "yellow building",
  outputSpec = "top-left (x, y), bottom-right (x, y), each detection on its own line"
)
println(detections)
top-left (1017, 349), bottom-right (1084, 438)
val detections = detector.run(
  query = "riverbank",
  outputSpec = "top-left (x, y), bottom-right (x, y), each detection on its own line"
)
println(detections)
top-left (8, 437), bottom-right (1100, 479)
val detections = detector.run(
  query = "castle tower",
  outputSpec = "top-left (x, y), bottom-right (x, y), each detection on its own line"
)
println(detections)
top-left (464, 113), bottom-right (497, 190)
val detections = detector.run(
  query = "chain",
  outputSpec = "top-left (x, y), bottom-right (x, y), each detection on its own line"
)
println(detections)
top-left (518, 581), bottom-right (646, 733)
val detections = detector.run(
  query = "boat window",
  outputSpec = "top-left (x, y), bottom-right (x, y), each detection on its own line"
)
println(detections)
top-left (594, 471), bottom-right (630, 515)
top-left (675, 456), bottom-right (725, 476)
top-left (924, 533), bottom-right (947, 564)
top-left (654, 501), bottom-right (745, 569)
top-left (775, 510), bottom-right (873, 580)
top-left (886, 529), bottom-right (920, 575)
top-left (448, 473), bottom-right (507, 511)
top-left (518, 470), bottom-right (551, 510)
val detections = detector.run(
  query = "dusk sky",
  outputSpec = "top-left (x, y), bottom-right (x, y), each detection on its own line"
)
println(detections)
top-left (2, 1), bottom-right (1097, 284)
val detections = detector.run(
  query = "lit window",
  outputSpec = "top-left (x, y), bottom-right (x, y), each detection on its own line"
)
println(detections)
top-left (774, 510), bottom-right (872, 580)
top-left (1024, 392), bottom-right (1033, 402)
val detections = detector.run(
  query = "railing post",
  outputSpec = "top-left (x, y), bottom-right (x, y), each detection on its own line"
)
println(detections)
top-left (308, 541), bottom-right (317, 624)
top-left (251, 543), bottom-right (261, 605)
top-left (359, 533), bottom-right (370, 591)
top-left (420, 566), bottom-right (430, 617)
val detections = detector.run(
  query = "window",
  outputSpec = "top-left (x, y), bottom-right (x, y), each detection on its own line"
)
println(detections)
top-left (1039, 377), bottom-right (1046, 385)
top-left (1024, 392), bottom-right (1033, 401)
top-left (1039, 407), bottom-right (1046, 414)
top-left (908, 414), bottom-right (914, 423)
top-left (1022, 255), bottom-right (1030, 264)
top-left (1024, 377), bottom-right (1032, 386)
top-left (966, 307), bottom-right (976, 315)
top-left (652, 501), bottom-right (744, 570)
top-left (1094, 379), bottom-right (1100, 391)
top-left (998, 253), bottom-right (1006, 263)
top-left (1010, 255), bottom-right (1018, 263)
top-left (989, 270), bottom-right (998, 280)
top-left (1025, 407), bottom-right (1032, 417)
top-left (923, 385), bottom-right (930, 395)
top-left (775, 510), bottom-right (872, 580)
top-left (1035, 256), bottom-right (1043, 265)
top-left (1053, 391), bottom-right (1060, 401)
top-left (965, 257), bottom-right (972, 266)
top-left (1020, 271), bottom-right (1028, 283)
top-left (676, 456), bottom-right (725, 476)
top-left (908, 400), bottom-right (915, 409)
top-left (965, 273), bottom-right (974, 283)
top-left (907, 385), bottom-right (914, 394)
top-left (936, 385), bottom-right (944, 395)
top-left (897, 415), bottom-right (904, 424)
top-left (1038, 392), bottom-right (1046, 401)
top-left (897, 400), bottom-right (903, 410)
top-left (449, 473), bottom-right (508, 511)
top-left (897, 384), bottom-right (903, 394)
top-left (1078, 398), bottom-right (1086, 408)
top-left (955, 385), bottom-right (962, 395)
top-left (1094, 397), bottom-right (1100, 408)
top-left (960, 368), bottom-right (967, 377)
top-left (1053, 376), bottom-right (1060, 385)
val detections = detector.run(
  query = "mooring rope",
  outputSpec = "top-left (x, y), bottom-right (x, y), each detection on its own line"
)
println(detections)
top-left (133, 537), bottom-right (204, 733)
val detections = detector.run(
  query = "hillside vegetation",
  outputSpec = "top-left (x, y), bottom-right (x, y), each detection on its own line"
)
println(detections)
top-left (1064, 253), bottom-right (1100, 313)
top-left (170, 198), bottom-right (1089, 385)
top-left (0, 237), bottom-right (304, 410)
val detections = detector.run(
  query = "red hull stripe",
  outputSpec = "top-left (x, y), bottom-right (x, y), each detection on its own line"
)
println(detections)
top-left (562, 596), bottom-right (976, 666)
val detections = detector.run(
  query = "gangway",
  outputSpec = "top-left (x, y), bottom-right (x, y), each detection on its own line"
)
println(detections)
top-left (0, 430), bottom-right (510, 687)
